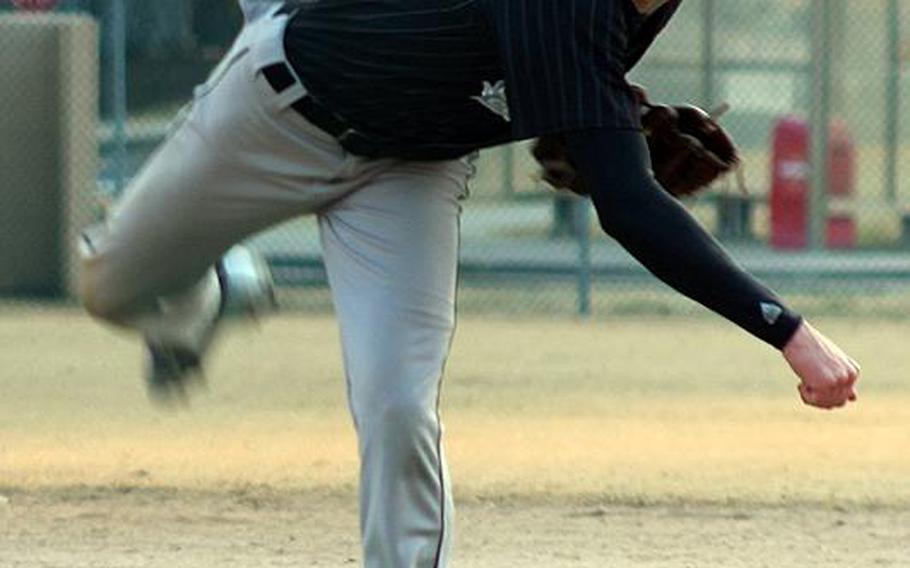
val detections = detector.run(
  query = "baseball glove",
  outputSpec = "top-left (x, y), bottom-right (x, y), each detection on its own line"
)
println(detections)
top-left (532, 97), bottom-right (739, 198)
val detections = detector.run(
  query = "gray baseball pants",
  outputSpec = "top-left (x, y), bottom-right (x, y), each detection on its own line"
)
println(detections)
top-left (79, 10), bottom-right (469, 567)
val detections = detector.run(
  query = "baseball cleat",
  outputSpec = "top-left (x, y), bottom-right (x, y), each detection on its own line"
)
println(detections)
top-left (143, 245), bottom-right (276, 403)
top-left (217, 245), bottom-right (279, 318)
top-left (145, 342), bottom-right (205, 403)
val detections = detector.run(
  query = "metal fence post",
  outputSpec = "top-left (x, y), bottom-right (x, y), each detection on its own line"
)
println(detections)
top-left (808, 0), bottom-right (831, 251)
top-left (501, 144), bottom-right (515, 197)
top-left (106, 0), bottom-right (128, 195)
top-left (574, 198), bottom-right (592, 317)
top-left (701, 0), bottom-right (716, 108)
top-left (885, 0), bottom-right (901, 204)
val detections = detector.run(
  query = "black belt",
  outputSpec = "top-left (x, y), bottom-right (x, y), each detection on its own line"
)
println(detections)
top-left (261, 62), bottom-right (381, 158)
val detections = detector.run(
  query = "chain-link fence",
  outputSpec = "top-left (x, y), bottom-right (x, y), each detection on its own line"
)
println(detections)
top-left (4, 0), bottom-right (910, 317)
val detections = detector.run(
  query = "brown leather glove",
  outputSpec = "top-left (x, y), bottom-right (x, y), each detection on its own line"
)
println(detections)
top-left (533, 94), bottom-right (739, 198)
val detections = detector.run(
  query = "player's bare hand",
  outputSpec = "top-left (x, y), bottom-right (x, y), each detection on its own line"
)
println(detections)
top-left (782, 321), bottom-right (860, 410)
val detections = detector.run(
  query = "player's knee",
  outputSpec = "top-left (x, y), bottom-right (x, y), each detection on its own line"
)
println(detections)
top-left (78, 273), bottom-right (130, 323)
top-left (362, 396), bottom-right (437, 448)
top-left (77, 247), bottom-right (132, 324)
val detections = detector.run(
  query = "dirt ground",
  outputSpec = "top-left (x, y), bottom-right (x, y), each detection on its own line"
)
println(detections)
top-left (4, 487), bottom-right (909, 568)
top-left (1, 308), bottom-right (909, 566)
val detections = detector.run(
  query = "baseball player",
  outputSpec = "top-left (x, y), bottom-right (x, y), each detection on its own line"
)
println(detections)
top-left (78, 1), bottom-right (860, 566)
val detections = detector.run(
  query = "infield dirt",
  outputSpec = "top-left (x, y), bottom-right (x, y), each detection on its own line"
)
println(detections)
top-left (1, 308), bottom-right (908, 566)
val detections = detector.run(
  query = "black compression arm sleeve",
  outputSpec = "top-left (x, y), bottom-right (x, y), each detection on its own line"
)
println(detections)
top-left (565, 129), bottom-right (802, 349)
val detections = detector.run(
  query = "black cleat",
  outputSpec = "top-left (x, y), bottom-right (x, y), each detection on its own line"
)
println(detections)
top-left (144, 342), bottom-right (206, 404)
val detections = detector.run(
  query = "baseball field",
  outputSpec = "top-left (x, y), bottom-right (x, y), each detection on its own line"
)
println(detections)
top-left (2, 307), bottom-right (909, 567)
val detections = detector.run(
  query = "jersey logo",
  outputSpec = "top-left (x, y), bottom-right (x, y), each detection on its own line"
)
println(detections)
top-left (760, 302), bottom-right (784, 325)
top-left (472, 80), bottom-right (511, 122)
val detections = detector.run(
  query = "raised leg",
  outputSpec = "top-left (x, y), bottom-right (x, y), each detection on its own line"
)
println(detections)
top-left (78, 29), bottom-right (354, 398)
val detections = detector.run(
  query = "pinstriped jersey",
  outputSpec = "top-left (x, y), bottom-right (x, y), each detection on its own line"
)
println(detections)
top-left (283, 0), bottom-right (681, 159)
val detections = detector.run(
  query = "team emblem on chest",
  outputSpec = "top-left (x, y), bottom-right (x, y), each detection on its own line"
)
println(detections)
top-left (473, 80), bottom-right (511, 122)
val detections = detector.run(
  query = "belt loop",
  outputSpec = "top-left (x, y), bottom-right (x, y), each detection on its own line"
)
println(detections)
top-left (268, 81), bottom-right (306, 111)
top-left (260, 62), bottom-right (307, 111)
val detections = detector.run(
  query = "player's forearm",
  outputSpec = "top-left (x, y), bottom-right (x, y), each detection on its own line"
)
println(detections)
top-left (565, 129), bottom-right (802, 349)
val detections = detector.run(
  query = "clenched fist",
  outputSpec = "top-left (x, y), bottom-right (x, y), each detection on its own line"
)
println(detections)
top-left (782, 321), bottom-right (860, 410)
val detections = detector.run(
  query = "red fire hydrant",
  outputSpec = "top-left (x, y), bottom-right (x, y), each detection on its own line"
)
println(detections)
top-left (11, 0), bottom-right (59, 11)
top-left (769, 117), bottom-right (856, 250)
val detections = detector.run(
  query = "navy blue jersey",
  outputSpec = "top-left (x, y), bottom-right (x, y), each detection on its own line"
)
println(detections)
top-left (283, 0), bottom-right (681, 159)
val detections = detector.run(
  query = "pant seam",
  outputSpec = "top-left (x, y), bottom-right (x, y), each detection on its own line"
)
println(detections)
top-left (431, 212), bottom-right (461, 568)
